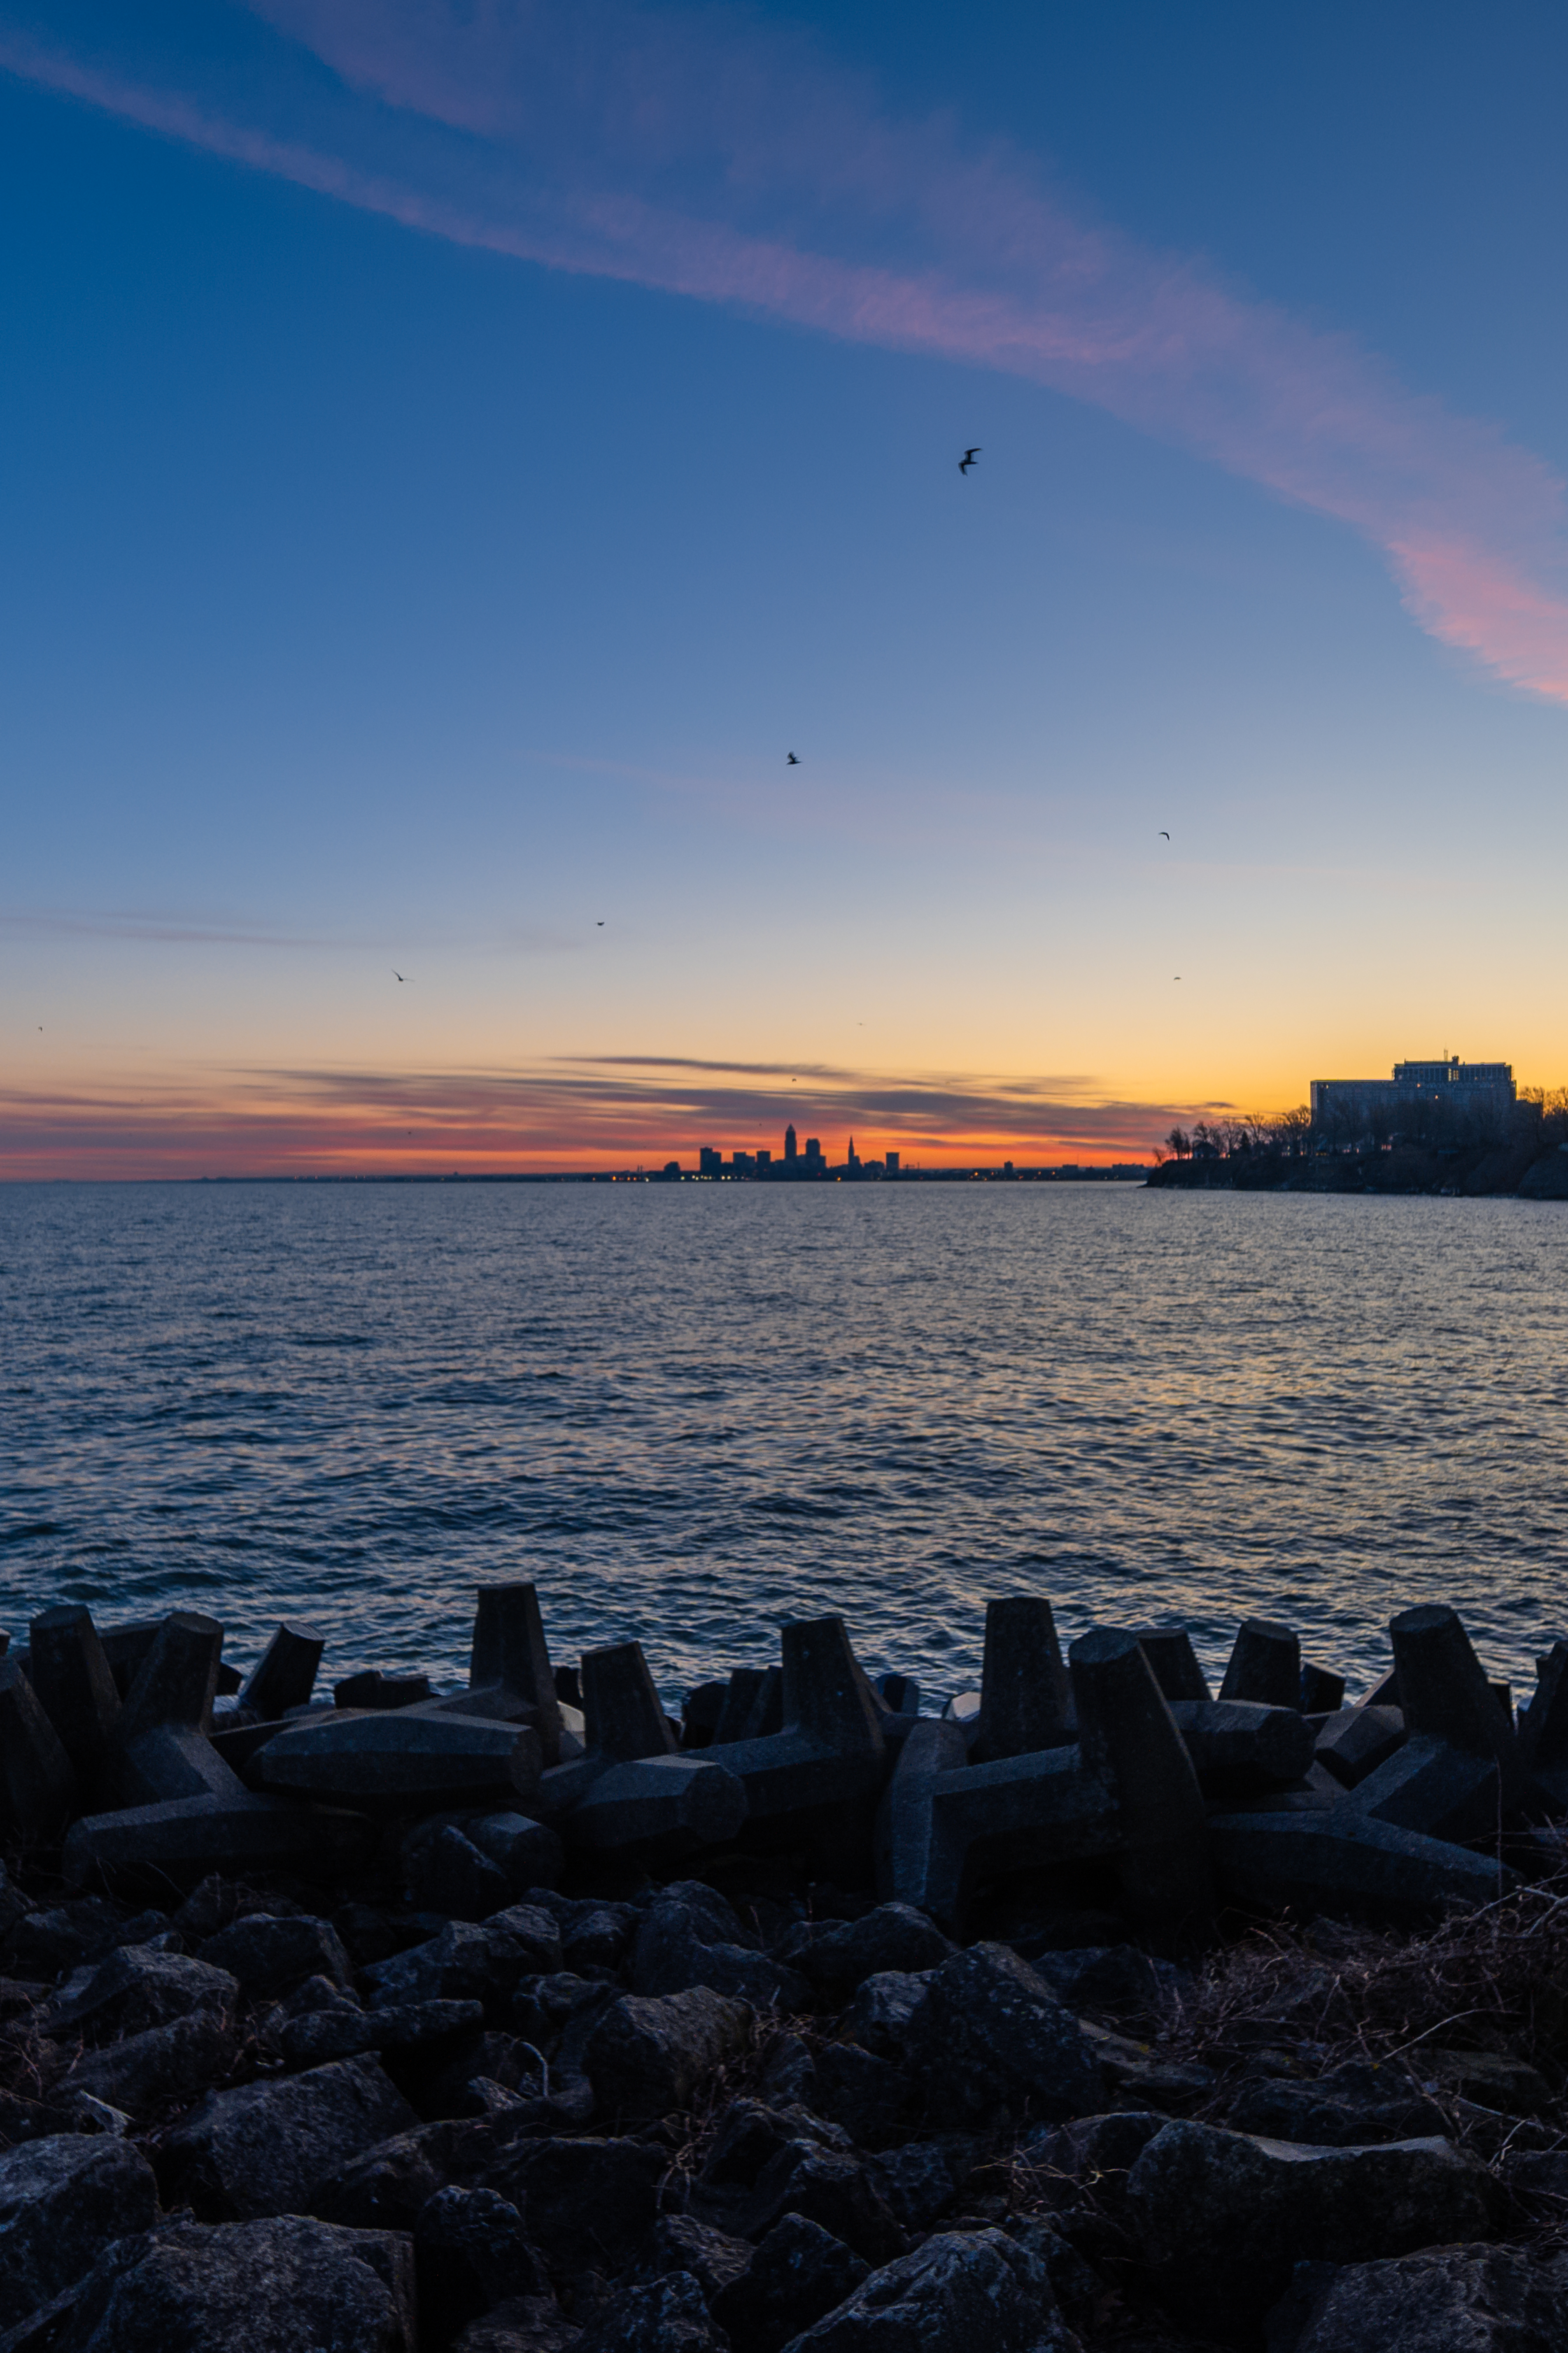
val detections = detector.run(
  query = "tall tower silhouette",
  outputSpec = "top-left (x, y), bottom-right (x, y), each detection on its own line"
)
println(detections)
top-left (784, 1123), bottom-right (798, 1163)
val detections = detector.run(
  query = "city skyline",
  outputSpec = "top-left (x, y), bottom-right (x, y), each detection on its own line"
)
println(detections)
top-left (4, 4), bottom-right (1567, 1177)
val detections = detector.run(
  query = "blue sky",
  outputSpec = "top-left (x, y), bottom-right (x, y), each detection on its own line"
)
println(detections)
top-left (2, 1), bottom-right (1566, 1171)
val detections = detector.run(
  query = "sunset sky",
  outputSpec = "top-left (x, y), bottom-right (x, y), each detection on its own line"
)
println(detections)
top-left (4, 0), bottom-right (1567, 1174)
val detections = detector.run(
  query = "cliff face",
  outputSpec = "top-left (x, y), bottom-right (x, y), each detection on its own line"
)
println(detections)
top-left (1148, 1142), bottom-right (1568, 1198)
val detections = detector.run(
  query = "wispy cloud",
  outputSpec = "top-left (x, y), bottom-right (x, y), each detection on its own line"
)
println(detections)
top-left (0, 1050), bottom-right (1203, 1178)
top-left (5, 3), bottom-right (1568, 701)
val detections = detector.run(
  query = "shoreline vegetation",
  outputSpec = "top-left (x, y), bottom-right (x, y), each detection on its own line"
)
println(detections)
top-left (6, 1591), bottom-right (1568, 2349)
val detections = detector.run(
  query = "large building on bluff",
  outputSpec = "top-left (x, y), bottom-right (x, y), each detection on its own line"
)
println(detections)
top-left (1310, 1056), bottom-right (1518, 1140)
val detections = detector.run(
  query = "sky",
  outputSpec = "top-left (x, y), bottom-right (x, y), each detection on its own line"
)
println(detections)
top-left (2, 0), bottom-right (1566, 1175)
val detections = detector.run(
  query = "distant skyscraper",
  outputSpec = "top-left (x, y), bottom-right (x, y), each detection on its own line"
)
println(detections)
top-left (784, 1123), bottom-right (798, 1162)
top-left (885, 1151), bottom-right (900, 1174)
top-left (847, 1135), bottom-right (861, 1171)
top-left (699, 1146), bottom-right (722, 1176)
top-left (804, 1136), bottom-right (823, 1167)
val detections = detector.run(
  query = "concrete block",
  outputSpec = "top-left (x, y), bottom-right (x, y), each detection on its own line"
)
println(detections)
top-left (467, 1583), bottom-right (564, 1765)
top-left (1315, 1704), bottom-right (1407, 1790)
top-left (1135, 1627), bottom-right (1212, 1703)
top-left (875, 1672), bottom-right (920, 1717)
top-left (739, 1665), bottom-right (785, 1741)
top-left (239, 1622), bottom-right (326, 1720)
top-left (710, 1668), bottom-right (766, 1746)
top-left (1349, 1732), bottom-right (1511, 1846)
top-left (682, 1680), bottom-right (728, 1747)
top-left (28, 1604), bottom-right (121, 1781)
top-left (1518, 1640), bottom-right (1568, 1768)
top-left (334, 1671), bottom-right (432, 1710)
top-left (563, 1754), bottom-right (748, 1857)
top-left (0, 1654), bottom-right (76, 1841)
top-left (1390, 1604), bottom-right (1522, 1805)
top-left (1219, 1618), bottom-right (1302, 1708)
top-left (1074, 1626), bottom-right (1214, 1934)
top-left (582, 1641), bottom-right (678, 1760)
top-left (99, 1619), bottom-right (163, 1699)
top-left (974, 1596), bottom-right (1074, 1759)
top-left (62, 1791), bottom-right (377, 1895)
top-left (1167, 1699), bottom-right (1317, 1790)
top-left (878, 1629), bottom-right (1210, 1937)
top-left (1208, 1806), bottom-right (1515, 1917)
top-left (687, 1617), bottom-right (888, 1827)
top-left (100, 1618), bottom-right (252, 1811)
top-left (256, 1709), bottom-right (543, 1814)
top-left (1300, 1665), bottom-right (1347, 1713)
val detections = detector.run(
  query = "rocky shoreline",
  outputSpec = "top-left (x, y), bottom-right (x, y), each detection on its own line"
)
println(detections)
top-left (5, 1588), bottom-right (1568, 2351)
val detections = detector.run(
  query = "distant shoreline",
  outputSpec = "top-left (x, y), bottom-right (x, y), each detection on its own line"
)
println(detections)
top-left (1149, 1139), bottom-right (1568, 1200)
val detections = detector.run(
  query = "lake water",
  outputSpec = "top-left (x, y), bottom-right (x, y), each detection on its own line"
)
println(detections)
top-left (2, 1180), bottom-right (1564, 1710)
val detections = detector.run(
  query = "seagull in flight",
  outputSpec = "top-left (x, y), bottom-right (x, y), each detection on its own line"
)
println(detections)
top-left (959, 447), bottom-right (981, 474)
top-left (596, 920), bottom-right (604, 927)
top-left (1158, 830), bottom-right (1170, 840)
top-left (393, 970), bottom-right (410, 982)
top-left (787, 752), bottom-right (799, 765)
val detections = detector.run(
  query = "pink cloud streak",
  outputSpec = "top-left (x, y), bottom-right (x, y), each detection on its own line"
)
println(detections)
top-left (5, 3), bottom-right (1568, 701)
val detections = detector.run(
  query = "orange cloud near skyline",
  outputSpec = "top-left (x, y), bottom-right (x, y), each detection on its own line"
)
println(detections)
top-left (0, 1056), bottom-right (1211, 1180)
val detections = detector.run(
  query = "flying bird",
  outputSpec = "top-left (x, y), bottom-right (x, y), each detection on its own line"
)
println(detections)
top-left (393, 970), bottom-right (410, 982)
top-left (959, 447), bottom-right (981, 473)
top-left (596, 921), bottom-right (604, 927)
top-left (787, 752), bottom-right (799, 765)
top-left (1159, 830), bottom-right (1170, 840)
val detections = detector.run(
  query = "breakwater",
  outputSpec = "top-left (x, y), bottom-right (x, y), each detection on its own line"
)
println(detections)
top-left (6, 1584), bottom-right (1568, 2350)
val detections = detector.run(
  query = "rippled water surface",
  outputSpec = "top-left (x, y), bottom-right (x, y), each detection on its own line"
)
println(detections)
top-left (2, 1181), bottom-right (1565, 1706)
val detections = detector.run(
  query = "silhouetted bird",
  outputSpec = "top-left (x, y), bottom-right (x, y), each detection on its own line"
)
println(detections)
top-left (597, 921), bottom-right (604, 926)
top-left (959, 447), bottom-right (981, 473)
top-left (1159, 830), bottom-right (1170, 840)
top-left (787, 752), bottom-right (799, 764)
top-left (393, 970), bottom-right (409, 982)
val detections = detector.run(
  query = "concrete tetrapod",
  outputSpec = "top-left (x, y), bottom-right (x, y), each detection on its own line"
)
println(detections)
top-left (1219, 1617), bottom-right (1303, 1709)
top-left (972, 1596), bottom-right (1075, 1759)
top-left (255, 1707), bottom-right (543, 1815)
top-left (1388, 1604), bottom-right (1525, 1805)
top-left (0, 1653), bottom-right (76, 1841)
top-left (531, 1641), bottom-right (748, 1859)
top-left (62, 1790), bottom-right (378, 1895)
top-left (1520, 1639), bottom-right (1568, 1807)
top-left (27, 1604), bottom-right (121, 1783)
top-left (98, 1613), bottom-right (247, 1812)
top-left (676, 1617), bottom-right (887, 1871)
top-left (877, 1624), bottom-right (1212, 1939)
top-left (1135, 1627), bottom-right (1212, 1703)
top-left (237, 1622), bottom-right (326, 1722)
top-left (1207, 1805), bottom-right (1515, 1918)
top-left (416, 1585), bottom-right (570, 1755)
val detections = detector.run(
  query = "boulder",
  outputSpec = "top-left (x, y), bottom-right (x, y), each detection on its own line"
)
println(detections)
top-left (366, 1906), bottom-right (565, 2015)
top-left (839, 1971), bottom-right (930, 2060)
top-left (866, 2141), bottom-right (969, 2233)
top-left (1126, 2119), bottom-right (1498, 2340)
top-left (810, 2044), bottom-right (913, 2144)
top-left (1028, 1944), bottom-right (1172, 2020)
top-left (582, 1987), bottom-right (753, 2122)
top-left (421, 1829), bottom-right (514, 1922)
top-left (786, 1906), bottom-right (955, 1997)
top-left (574, 2272), bottom-right (725, 2353)
top-left (480, 2137), bottom-right (665, 2276)
top-left (450, 2299), bottom-right (581, 2353)
top-left (63, 2009), bottom-right (238, 2118)
top-left (199, 1911), bottom-right (354, 1995)
top-left (52, 2215), bottom-right (417, 2353)
top-left (1267, 2243), bottom-right (1568, 2353)
top-left (713, 2214), bottom-right (869, 2353)
top-left (0, 2134), bottom-right (159, 2324)
top-left (279, 1996), bottom-right (485, 2072)
top-left (902, 1943), bottom-right (1103, 2123)
top-left (413, 2185), bottom-right (550, 2346)
top-left (652, 2215), bottom-right (753, 2298)
top-left (1223, 2061), bottom-right (1444, 2147)
top-left (746, 2143), bottom-right (907, 2268)
top-left (777, 2226), bottom-right (1073, 2353)
top-left (311, 2120), bottom-right (494, 2234)
top-left (468, 1815), bottom-right (566, 1896)
top-left (44, 1944), bottom-right (237, 2044)
top-left (159, 2053), bottom-right (419, 2220)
